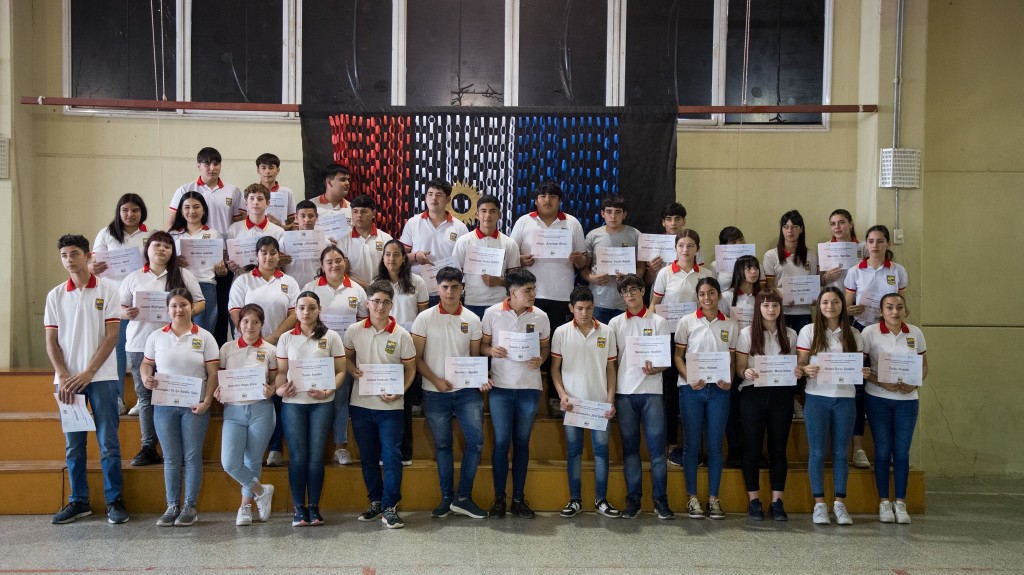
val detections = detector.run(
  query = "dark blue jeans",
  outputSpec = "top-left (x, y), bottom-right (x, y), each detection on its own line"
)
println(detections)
top-left (65, 380), bottom-right (123, 504)
top-left (679, 383), bottom-right (730, 497)
top-left (350, 405), bottom-right (404, 508)
top-left (423, 389), bottom-right (485, 500)
top-left (592, 306), bottom-right (623, 325)
top-left (565, 425), bottom-right (610, 500)
top-left (865, 394), bottom-right (918, 500)
top-left (489, 387), bottom-right (541, 501)
top-left (615, 393), bottom-right (668, 505)
top-left (804, 394), bottom-right (856, 498)
top-left (281, 401), bottom-right (333, 507)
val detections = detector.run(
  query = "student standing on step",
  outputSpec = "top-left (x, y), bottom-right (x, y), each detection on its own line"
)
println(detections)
top-left (451, 194), bottom-right (520, 319)
top-left (579, 195), bottom-right (643, 325)
top-left (170, 191), bottom-right (226, 337)
top-left (340, 195), bottom-right (393, 289)
top-left (399, 179), bottom-right (469, 305)
top-left (255, 152), bottom-right (296, 230)
top-left (46, 234), bottom-right (128, 525)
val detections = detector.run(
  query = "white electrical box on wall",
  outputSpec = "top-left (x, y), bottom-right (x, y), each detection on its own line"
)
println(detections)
top-left (879, 148), bottom-right (921, 189)
top-left (0, 137), bottom-right (9, 180)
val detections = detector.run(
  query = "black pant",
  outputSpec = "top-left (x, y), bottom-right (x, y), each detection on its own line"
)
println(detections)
top-left (725, 375), bottom-right (743, 460)
top-left (401, 376), bottom-right (424, 460)
top-left (214, 272), bottom-right (233, 347)
top-left (533, 298), bottom-right (571, 401)
top-left (739, 385), bottom-right (795, 492)
top-left (663, 365), bottom-right (680, 446)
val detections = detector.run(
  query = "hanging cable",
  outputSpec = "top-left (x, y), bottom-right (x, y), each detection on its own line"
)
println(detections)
top-left (149, 0), bottom-right (159, 100)
top-left (740, 0), bottom-right (752, 107)
top-left (159, 0), bottom-right (167, 100)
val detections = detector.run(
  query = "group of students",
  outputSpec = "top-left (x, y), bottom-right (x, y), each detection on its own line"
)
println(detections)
top-left (45, 146), bottom-right (926, 530)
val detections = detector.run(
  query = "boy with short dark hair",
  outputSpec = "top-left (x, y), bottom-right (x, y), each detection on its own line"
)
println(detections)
top-left (341, 195), bottom-right (393, 288)
top-left (317, 163), bottom-right (352, 215)
top-left (399, 179), bottom-right (469, 295)
top-left (452, 194), bottom-right (520, 318)
top-left (285, 199), bottom-right (321, 288)
top-left (580, 195), bottom-right (643, 324)
top-left (167, 147), bottom-right (244, 235)
top-left (255, 153), bottom-right (296, 230)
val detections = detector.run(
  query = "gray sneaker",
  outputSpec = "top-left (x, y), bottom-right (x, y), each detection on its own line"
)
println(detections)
top-left (174, 504), bottom-right (198, 526)
top-left (450, 498), bottom-right (488, 519)
top-left (254, 484), bottom-right (274, 522)
top-left (52, 501), bottom-right (92, 524)
top-left (156, 505), bottom-right (180, 527)
top-left (686, 497), bottom-right (705, 519)
top-left (382, 507), bottom-right (405, 529)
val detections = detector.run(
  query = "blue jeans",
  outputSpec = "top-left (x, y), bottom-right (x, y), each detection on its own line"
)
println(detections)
top-left (679, 384), bottom-right (730, 497)
top-left (350, 405), bottom-right (404, 508)
top-left (65, 380), bottom-right (123, 504)
top-left (128, 352), bottom-right (157, 448)
top-left (332, 374), bottom-right (354, 444)
top-left (865, 394), bottom-right (919, 500)
top-left (804, 394), bottom-right (856, 498)
top-left (281, 401), bottom-right (333, 507)
top-left (221, 401), bottom-right (276, 498)
top-left (489, 387), bottom-right (541, 500)
top-left (116, 320), bottom-right (128, 401)
top-left (423, 389), bottom-right (485, 500)
top-left (565, 424), bottom-right (610, 500)
top-left (592, 306), bottom-right (623, 325)
top-left (154, 405), bottom-right (211, 506)
top-left (194, 282), bottom-right (218, 336)
top-left (464, 304), bottom-right (490, 320)
top-left (615, 393), bottom-right (668, 504)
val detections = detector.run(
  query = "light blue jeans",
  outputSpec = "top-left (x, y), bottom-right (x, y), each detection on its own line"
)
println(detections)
top-left (154, 405), bottom-right (211, 506)
top-left (565, 424), bottom-right (610, 500)
top-left (804, 394), bottom-right (856, 498)
top-left (128, 351), bottom-right (157, 448)
top-left (64, 380), bottom-right (123, 504)
top-left (679, 383), bottom-right (730, 497)
top-left (615, 393), bottom-right (668, 505)
top-left (221, 400), bottom-right (276, 498)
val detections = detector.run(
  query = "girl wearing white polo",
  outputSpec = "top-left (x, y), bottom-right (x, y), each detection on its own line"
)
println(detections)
top-left (170, 191), bottom-right (227, 336)
top-left (722, 255), bottom-right (763, 330)
top-left (228, 236), bottom-right (300, 344)
top-left (764, 210), bottom-right (819, 333)
top-left (822, 209), bottom-right (864, 289)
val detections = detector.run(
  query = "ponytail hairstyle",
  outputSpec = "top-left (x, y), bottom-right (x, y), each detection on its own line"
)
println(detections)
top-left (107, 193), bottom-right (148, 244)
top-left (809, 286), bottom-right (858, 354)
top-left (749, 289), bottom-right (790, 357)
top-left (729, 255), bottom-right (763, 298)
top-left (145, 231), bottom-right (187, 292)
top-left (296, 290), bottom-right (329, 340)
top-left (829, 208), bottom-right (857, 242)
top-left (170, 191), bottom-right (210, 232)
top-left (776, 210), bottom-right (808, 267)
top-left (375, 239), bottom-right (415, 295)
top-left (865, 224), bottom-right (895, 262)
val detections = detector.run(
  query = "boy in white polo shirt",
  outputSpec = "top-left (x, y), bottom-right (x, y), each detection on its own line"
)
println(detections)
top-left (45, 234), bottom-right (128, 525)
top-left (340, 195), bottom-right (393, 288)
top-left (316, 163), bottom-right (352, 215)
top-left (227, 184), bottom-right (287, 242)
top-left (551, 286), bottom-right (620, 518)
top-left (400, 179), bottom-right (469, 300)
top-left (344, 280), bottom-right (416, 529)
top-left (167, 147), bottom-right (244, 236)
top-left (481, 268), bottom-right (551, 519)
top-left (452, 194), bottom-right (521, 319)
top-left (256, 153), bottom-right (296, 230)
top-left (284, 200), bottom-right (321, 288)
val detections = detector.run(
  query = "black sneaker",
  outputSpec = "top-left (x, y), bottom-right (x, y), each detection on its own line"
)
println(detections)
top-left (431, 496), bottom-right (454, 518)
top-left (358, 501), bottom-right (383, 522)
top-left (450, 498), bottom-right (488, 519)
top-left (106, 497), bottom-right (129, 524)
top-left (560, 499), bottom-right (583, 518)
top-left (489, 497), bottom-right (507, 518)
top-left (769, 499), bottom-right (789, 522)
top-left (308, 505), bottom-right (324, 526)
top-left (52, 501), bottom-right (92, 524)
top-left (292, 505), bottom-right (309, 527)
top-left (510, 499), bottom-right (535, 519)
top-left (381, 507), bottom-right (405, 529)
top-left (654, 499), bottom-right (675, 520)
top-left (622, 499), bottom-right (641, 519)
top-left (595, 499), bottom-right (622, 518)
top-left (667, 448), bottom-right (683, 467)
top-left (130, 445), bottom-right (162, 467)
top-left (747, 498), bottom-right (764, 521)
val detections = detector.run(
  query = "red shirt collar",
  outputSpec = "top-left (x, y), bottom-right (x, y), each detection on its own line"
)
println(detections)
top-left (318, 194), bottom-right (349, 208)
top-left (197, 177), bottom-right (224, 189)
top-left (438, 303), bottom-right (463, 315)
top-left (317, 274), bottom-right (352, 288)
top-left (421, 211), bottom-right (454, 223)
top-left (696, 307), bottom-right (726, 321)
top-left (245, 217), bottom-right (270, 230)
top-left (162, 323), bottom-right (199, 334)
top-left (362, 316), bottom-right (398, 333)
top-left (501, 297), bottom-right (534, 313)
top-left (625, 306), bottom-right (648, 319)
top-left (269, 183), bottom-right (280, 192)
top-left (351, 225), bottom-right (378, 239)
top-left (529, 210), bottom-right (567, 221)
top-left (880, 321), bottom-right (911, 334)
top-left (252, 268), bottom-right (284, 279)
top-left (66, 274), bottom-right (99, 291)
top-left (670, 261), bottom-right (700, 273)
top-left (782, 249), bottom-right (793, 259)
top-left (475, 227), bottom-right (500, 239)
top-left (237, 336), bottom-right (264, 348)
top-left (857, 258), bottom-right (892, 269)
top-left (137, 224), bottom-right (148, 232)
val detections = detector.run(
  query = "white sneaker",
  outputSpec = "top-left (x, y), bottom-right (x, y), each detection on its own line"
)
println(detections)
top-left (334, 448), bottom-right (352, 465)
top-left (127, 401), bottom-right (141, 416)
top-left (894, 501), bottom-right (911, 524)
top-left (266, 450), bottom-right (283, 467)
top-left (879, 500), bottom-right (895, 523)
top-left (117, 397), bottom-right (127, 415)
top-left (793, 399), bottom-right (804, 420)
top-left (254, 484), bottom-right (274, 522)
top-left (853, 449), bottom-right (871, 468)
top-left (833, 501), bottom-right (853, 525)
top-left (236, 504), bottom-right (253, 526)
top-left (812, 502), bottom-right (831, 524)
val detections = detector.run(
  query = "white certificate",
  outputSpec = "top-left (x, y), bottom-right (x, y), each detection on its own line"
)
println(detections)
top-left (686, 352), bottom-right (732, 383)
top-left (637, 233), bottom-right (676, 263)
top-left (818, 242), bottom-right (860, 272)
top-left (267, 192), bottom-right (290, 225)
top-left (655, 302), bottom-right (697, 324)
top-left (729, 305), bottom-right (755, 330)
top-left (423, 256), bottom-right (461, 294)
top-left (218, 367), bottom-right (267, 403)
top-left (226, 237), bottom-right (260, 267)
top-left (855, 290), bottom-right (882, 325)
top-left (444, 356), bottom-right (489, 389)
top-left (152, 373), bottom-right (203, 407)
top-left (499, 331), bottom-right (540, 362)
top-left (321, 313), bottom-right (357, 333)
top-left (315, 212), bottom-right (352, 243)
top-left (877, 353), bottom-right (923, 386)
top-left (780, 275), bottom-right (821, 306)
top-left (179, 238), bottom-right (224, 270)
top-left (714, 244), bottom-right (756, 274)
top-left (93, 247), bottom-right (144, 278)
top-left (563, 398), bottom-right (611, 431)
top-left (816, 353), bottom-right (864, 386)
top-left (290, 356), bottom-right (335, 392)
top-left (595, 247), bottom-right (637, 276)
top-left (531, 229), bottom-right (573, 259)
top-left (54, 394), bottom-right (96, 433)
top-left (752, 355), bottom-right (798, 387)
top-left (134, 290), bottom-right (170, 322)
top-left (627, 335), bottom-right (671, 368)
top-left (463, 245), bottom-right (505, 276)
top-left (358, 363), bottom-right (405, 395)
top-left (281, 230), bottom-right (327, 261)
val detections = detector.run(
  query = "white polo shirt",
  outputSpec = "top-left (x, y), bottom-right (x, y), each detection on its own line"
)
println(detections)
top-left (608, 307), bottom-right (671, 395)
top-left (314, 194), bottom-right (350, 216)
top-left (763, 247), bottom-right (819, 317)
top-left (709, 261), bottom-right (765, 297)
top-left (452, 228), bottom-right (521, 306)
top-left (652, 261), bottom-right (715, 304)
top-left (170, 178), bottom-right (243, 236)
top-left (219, 337), bottom-right (278, 406)
top-left (411, 304), bottom-right (483, 393)
top-left (388, 275), bottom-right (429, 331)
top-left (735, 326), bottom-right (798, 390)
top-left (823, 238), bottom-right (865, 289)
top-left (144, 323), bottom-right (219, 396)
top-left (171, 226), bottom-right (223, 284)
top-left (268, 184), bottom-right (297, 222)
top-left (481, 299), bottom-right (551, 390)
top-left (843, 259), bottom-right (909, 325)
top-left (93, 225), bottom-right (152, 285)
top-left (797, 324), bottom-right (864, 399)
top-left (861, 322), bottom-right (926, 401)
top-left (119, 266), bottom-right (205, 352)
top-left (399, 211), bottom-right (469, 278)
top-left (338, 226), bottom-right (393, 285)
top-left (675, 308), bottom-right (738, 387)
top-left (226, 217), bottom-right (286, 242)
top-left (302, 275), bottom-right (367, 318)
top-left (551, 320), bottom-right (617, 403)
top-left (721, 288), bottom-right (756, 329)
top-left (276, 326), bottom-right (346, 405)
top-left (585, 225), bottom-right (640, 310)
top-left (510, 211), bottom-right (586, 301)
top-left (44, 275), bottom-right (121, 386)
top-left (343, 318), bottom-right (416, 411)
top-left (228, 269), bottom-right (300, 337)
top-left (285, 257), bottom-right (320, 290)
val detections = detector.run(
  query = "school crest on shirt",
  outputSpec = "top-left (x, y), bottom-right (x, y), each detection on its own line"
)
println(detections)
top-left (94, 298), bottom-right (104, 310)
top-left (385, 340), bottom-right (397, 354)
top-left (318, 338), bottom-right (328, 349)
top-left (192, 338), bottom-right (202, 350)
top-left (887, 275), bottom-right (896, 286)
top-left (225, 198), bottom-right (233, 207)
top-left (450, 232), bottom-right (458, 242)
top-left (719, 330), bottom-right (730, 343)
top-left (526, 324), bottom-right (535, 333)
top-left (906, 338), bottom-right (916, 349)
top-left (643, 328), bottom-right (653, 336)
top-left (202, 233), bottom-right (212, 239)
top-left (803, 262), bottom-right (811, 271)
top-left (256, 350), bottom-right (267, 362)
top-left (460, 322), bottom-right (469, 334)
top-left (281, 284), bottom-right (288, 293)
top-left (348, 296), bottom-right (358, 309)
top-left (597, 337), bottom-right (607, 349)
top-left (375, 241), bottom-right (384, 252)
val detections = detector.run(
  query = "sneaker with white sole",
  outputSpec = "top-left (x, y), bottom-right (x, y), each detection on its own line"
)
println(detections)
top-left (653, 499), bottom-right (675, 520)
top-left (52, 501), bottom-right (92, 524)
top-left (382, 507), bottom-right (405, 529)
top-left (254, 484), bottom-right (274, 522)
top-left (879, 500), bottom-right (895, 523)
top-left (266, 450), bottom-right (283, 467)
top-left (894, 501), bottom-right (911, 524)
top-left (833, 501), bottom-right (853, 525)
top-left (127, 401), bottom-right (141, 416)
top-left (174, 504), bottom-right (198, 526)
top-left (560, 499), bottom-right (583, 518)
top-left (595, 499), bottom-right (621, 518)
top-left (852, 449), bottom-right (871, 469)
top-left (707, 499), bottom-right (726, 520)
top-left (334, 448), bottom-right (352, 465)
top-left (686, 497), bottom-right (705, 519)
top-left (358, 501), bottom-right (383, 522)
top-left (117, 397), bottom-right (127, 416)
top-left (236, 504), bottom-right (253, 526)
top-left (156, 505), bottom-right (180, 527)
top-left (812, 502), bottom-right (831, 524)
top-left (450, 498), bottom-right (488, 519)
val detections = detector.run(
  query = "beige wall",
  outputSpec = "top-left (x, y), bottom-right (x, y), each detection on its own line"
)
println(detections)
top-left (2, 0), bottom-right (1020, 476)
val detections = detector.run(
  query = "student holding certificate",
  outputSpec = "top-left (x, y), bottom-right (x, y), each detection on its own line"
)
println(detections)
top-left (674, 278), bottom-right (737, 520)
top-left (275, 291), bottom-right (347, 527)
top-left (217, 304), bottom-right (278, 526)
top-left (796, 287), bottom-right (870, 525)
top-left (170, 191), bottom-right (227, 336)
top-left (551, 286), bottom-right (620, 518)
top-left (862, 293), bottom-right (928, 524)
top-left (140, 289), bottom-right (219, 526)
top-left (411, 267), bottom-right (490, 520)
top-left (343, 281), bottom-right (417, 529)
top-left (709, 226), bottom-right (749, 291)
top-left (720, 254), bottom-right (763, 468)
top-left (821, 209), bottom-right (863, 289)
top-left (734, 289), bottom-right (798, 521)
top-left (452, 194), bottom-right (521, 318)
top-left (579, 195), bottom-right (643, 324)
